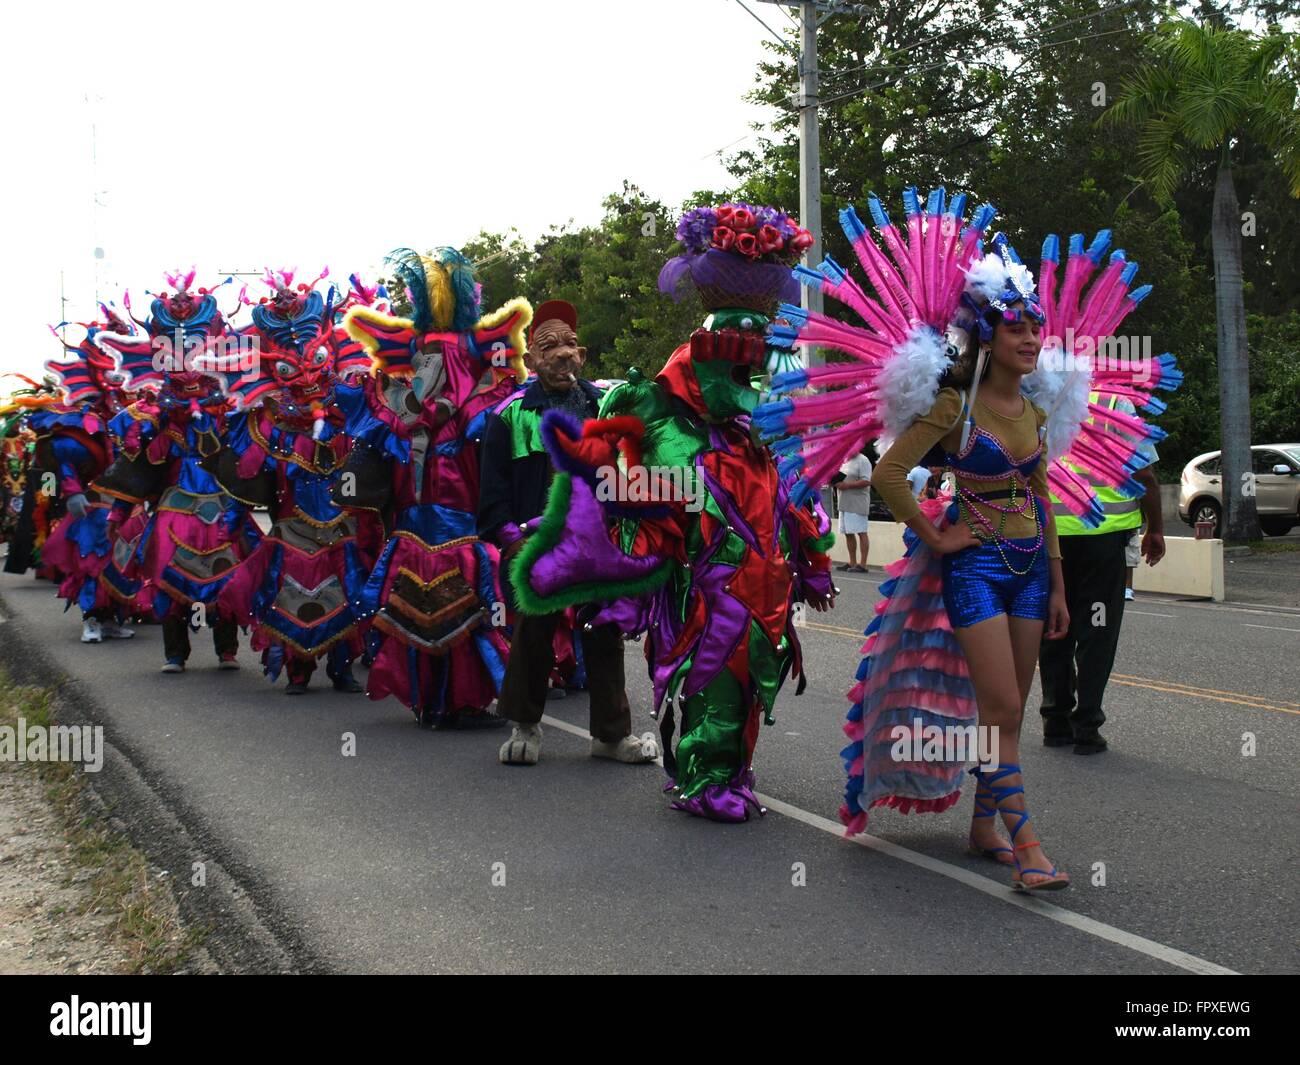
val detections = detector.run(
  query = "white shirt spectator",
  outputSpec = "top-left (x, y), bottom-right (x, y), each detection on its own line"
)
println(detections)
top-left (837, 453), bottom-right (873, 515)
top-left (906, 466), bottom-right (931, 500)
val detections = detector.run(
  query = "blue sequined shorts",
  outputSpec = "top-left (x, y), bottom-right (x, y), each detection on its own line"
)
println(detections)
top-left (941, 537), bottom-right (1049, 629)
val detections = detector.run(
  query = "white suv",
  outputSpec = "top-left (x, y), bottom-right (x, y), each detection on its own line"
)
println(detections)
top-left (1178, 444), bottom-right (1300, 537)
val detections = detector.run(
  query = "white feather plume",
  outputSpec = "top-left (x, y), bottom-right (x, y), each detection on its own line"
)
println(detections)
top-left (963, 253), bottom-right (1010, 303)
top-left (963, 253), bottom-right (1037, 305)
top-left (1021, 354), bottom-right (1093, 463)
top-left (877, 323), bottom-right (952, 453)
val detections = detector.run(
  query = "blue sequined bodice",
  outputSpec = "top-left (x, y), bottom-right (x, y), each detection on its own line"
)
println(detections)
top-left (945, 422), bottom-right (1043, 481)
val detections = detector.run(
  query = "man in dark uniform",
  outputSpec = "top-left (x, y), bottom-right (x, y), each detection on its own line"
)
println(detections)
top-left (478, 300), bottom-right (657, 767)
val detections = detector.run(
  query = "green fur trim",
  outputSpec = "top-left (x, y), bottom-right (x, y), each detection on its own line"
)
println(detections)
top-left (809, 530), bottom-right (836, 553)
top-left (508, 472), bottom-right (674, 615)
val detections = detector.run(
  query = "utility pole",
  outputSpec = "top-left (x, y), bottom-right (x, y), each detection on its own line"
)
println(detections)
top-left (797, 1), bottom-right (823, 321)
top-left (755, 1), bottom-right (857, 365)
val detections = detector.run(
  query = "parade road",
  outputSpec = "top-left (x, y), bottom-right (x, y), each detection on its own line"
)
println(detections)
top-left (1, 568), bottom-right (1295, 975)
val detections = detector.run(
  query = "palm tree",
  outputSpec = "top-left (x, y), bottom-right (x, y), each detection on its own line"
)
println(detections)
top-left (1102, 17), bottom-right (1300, 542)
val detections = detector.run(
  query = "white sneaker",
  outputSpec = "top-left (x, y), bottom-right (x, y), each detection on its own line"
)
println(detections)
top-left (101, 620), bottom-right (136, 639)
top-left (499, 724), bottom-right (542, 765)
top-left (591, 731), bottom-right (660, 764)
top-left (80, 618), bottom-right (103, 644)
top-left (1123, 588), bottom-right (1135, 601)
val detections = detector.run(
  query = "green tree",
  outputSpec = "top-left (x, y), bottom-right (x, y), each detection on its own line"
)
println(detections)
top-left (461, 229), bottom-right (532, 312)
top-left (520, 183), bottom-right (703, 379)
top-left (1102, 16), bottom-right (1300, 540)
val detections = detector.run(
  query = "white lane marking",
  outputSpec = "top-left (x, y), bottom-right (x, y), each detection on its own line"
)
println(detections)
top-left (1155, 600), bottom-right (1300, 619)
top-left (1242, 623), bottom-right (1300, 633)
top-left (759, 796), bottom-right (1237, 976)
top-left (540, 714), bottom-right (1239, 976)
top-left (1126, 610), bottom-right (1176, 618)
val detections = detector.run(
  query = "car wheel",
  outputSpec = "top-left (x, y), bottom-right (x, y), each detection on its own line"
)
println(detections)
top-left (1260, 516), bottom-right (1295, 537)
top-left (1191, 499), bottom-right (1221, 538)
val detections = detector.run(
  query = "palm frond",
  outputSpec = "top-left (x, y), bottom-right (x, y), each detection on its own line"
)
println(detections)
top-left (1136, 116), bottom-right (1193, 203)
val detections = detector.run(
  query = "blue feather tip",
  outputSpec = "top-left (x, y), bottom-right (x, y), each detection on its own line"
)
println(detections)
top-left (843, 203), bottom-right (872, 240)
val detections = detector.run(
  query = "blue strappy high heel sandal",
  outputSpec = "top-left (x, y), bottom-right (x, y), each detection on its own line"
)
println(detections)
top-left (967, 766), bottom-right (1014, 866)
top-left (979, 764), bottom-right (1069, 892)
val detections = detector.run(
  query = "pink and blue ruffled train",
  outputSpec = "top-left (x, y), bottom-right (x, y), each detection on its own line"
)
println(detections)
top-left (840, 495), bottom-right (977, 834)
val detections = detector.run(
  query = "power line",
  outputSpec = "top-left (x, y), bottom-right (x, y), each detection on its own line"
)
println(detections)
top-left (705, 0), bottom-right (1149, 159)
top-left (734, 0), bottom-right (799, 53)
top-left (813, 0), bottom-right (1149, 93)
top-left (815, 26), bottom-right (1133, 109)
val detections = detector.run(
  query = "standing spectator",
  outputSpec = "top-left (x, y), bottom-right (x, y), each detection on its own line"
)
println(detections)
top-left (836, 447), bottom-right (873, 573)
top-left (1039, 395), bottom-right (1164, 754)
top-left (1123, 528), bottom-right (1140, 601)
top-left (906, 464), bottom-right (932, 501)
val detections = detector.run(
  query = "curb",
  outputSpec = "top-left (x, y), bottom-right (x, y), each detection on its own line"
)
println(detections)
top-left (0, 584), bottom-right (326, 974)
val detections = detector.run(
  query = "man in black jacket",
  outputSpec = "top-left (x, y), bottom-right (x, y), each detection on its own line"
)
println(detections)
top-left (477, 300), bottom-right (657, 767)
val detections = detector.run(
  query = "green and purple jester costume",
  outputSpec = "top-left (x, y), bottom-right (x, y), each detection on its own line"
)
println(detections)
top-left (510, 204), bottom-right (836, 822)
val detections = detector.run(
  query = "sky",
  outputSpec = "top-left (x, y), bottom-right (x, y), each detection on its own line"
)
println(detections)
top-left (1, 0), bottom-right (787, 381)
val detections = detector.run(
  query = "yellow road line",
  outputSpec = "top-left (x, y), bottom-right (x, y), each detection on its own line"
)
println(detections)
top-left (1106, 678), bottom-right (1299, 715)
top-left (1111, 673), bottom-right (1300, 710)
top-left (799, 622), bottom-right (1299, 715)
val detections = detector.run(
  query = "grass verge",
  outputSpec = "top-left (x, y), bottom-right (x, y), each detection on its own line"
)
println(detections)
top-left (1244, 540), bottom-right (1300, 555)
top-left (0, 667), bottom-right (209, 973)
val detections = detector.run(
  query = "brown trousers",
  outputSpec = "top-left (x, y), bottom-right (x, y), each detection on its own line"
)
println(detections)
top-left (498, 612), bottom-right (631, 743)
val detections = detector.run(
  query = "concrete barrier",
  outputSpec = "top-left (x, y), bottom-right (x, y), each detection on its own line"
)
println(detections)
top-left (828, 522), bottom-right (1223, 600)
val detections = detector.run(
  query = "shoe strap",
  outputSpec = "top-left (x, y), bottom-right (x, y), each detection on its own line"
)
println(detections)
top-left (969, 767), bottom-right (997, 818)
top-left (983, 764), bottom-right (1033, 843)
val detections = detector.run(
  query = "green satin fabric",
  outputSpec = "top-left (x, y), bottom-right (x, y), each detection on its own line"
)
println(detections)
top-left (498, 398), bottom-right (544, 461)
top-left (596, 351), bottom-right (797, 799)
top-left (675, 668), bottom-right (745, 798)
top-left (693, 358), bottom-right (759, 420)
top-left (673, 620), bottom-right (790, 798)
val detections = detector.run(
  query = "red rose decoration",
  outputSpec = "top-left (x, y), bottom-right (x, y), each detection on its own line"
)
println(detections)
top-left (731, 207), bottom-right (756, 230)
top-left (715, 206), bottom-right (736, 227)
top-left (756, 224), bottom-right (783, 253)
top-left (712, 226), bottom-right (736, 251)
top-left (791, 227), bottom-right (814, 252)
top-left (735, 232), bottom-right (760, 259)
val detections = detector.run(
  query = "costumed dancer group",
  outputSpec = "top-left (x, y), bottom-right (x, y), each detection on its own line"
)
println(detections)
top-left (1, 183), bottom-right (1179, 889)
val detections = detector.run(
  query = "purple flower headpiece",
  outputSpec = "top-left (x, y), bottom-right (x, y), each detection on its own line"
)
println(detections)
top-left (660, 202), bottom-right (813, 312)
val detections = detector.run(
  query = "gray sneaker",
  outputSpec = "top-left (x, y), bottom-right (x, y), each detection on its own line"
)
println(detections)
top-left (499, 724), bottom-right (542, 765)
top-left (101, 620), bottom-right (136, 639)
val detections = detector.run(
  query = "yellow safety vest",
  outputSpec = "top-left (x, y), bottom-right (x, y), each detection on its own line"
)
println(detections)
top-left (1052, 393), bottom-right (1145, 537)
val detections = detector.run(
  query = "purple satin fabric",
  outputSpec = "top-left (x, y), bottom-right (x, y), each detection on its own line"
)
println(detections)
top-left (698, 460), bottom-right (762, 556)
top-left (527, 474), bottom-right (664, 598)
top-left (495, 522), bottom-right (524, 548)
top-left (676, 557), bottom-right (751, 702)
top-left (667, 769), bottom-right (764, 823)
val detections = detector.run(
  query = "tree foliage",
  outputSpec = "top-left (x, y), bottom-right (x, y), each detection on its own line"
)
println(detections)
top-left (378, 2), bottom-right (1298, 473)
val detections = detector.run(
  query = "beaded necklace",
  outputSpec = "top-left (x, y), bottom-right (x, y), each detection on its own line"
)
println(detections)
top-left (955, 475), bottom-right (1044, 576)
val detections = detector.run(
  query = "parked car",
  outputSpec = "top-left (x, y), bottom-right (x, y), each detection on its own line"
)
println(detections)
top-left (1178, 444), bottom-right (1300, 537)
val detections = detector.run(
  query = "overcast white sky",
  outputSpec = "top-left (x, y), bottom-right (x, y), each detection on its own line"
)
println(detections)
top-left (2, 0), bottom-right (786, 380)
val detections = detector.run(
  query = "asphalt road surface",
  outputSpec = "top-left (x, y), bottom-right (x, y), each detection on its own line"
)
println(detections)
top-left (1, 565), bottom-right (1295, 975)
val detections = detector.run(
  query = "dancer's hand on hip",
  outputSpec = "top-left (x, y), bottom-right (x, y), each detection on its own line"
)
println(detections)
top-left (929, 522), bottom-right (979, 555)
top-left (1045, 592), bottom-right (1069, 640)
